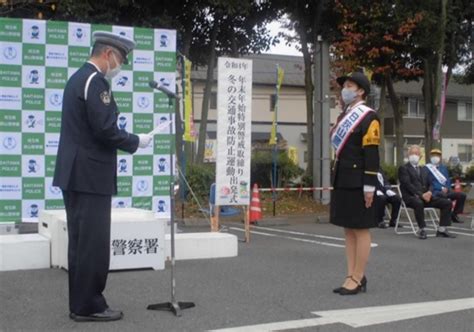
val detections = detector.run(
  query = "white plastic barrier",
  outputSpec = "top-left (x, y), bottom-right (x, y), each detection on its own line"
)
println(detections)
top-left (165, 232), bottom-right (238, 261)
top-left (0, 234), bottom-right (50, 271)
top-left (39, 208), bottom-right (166, 271)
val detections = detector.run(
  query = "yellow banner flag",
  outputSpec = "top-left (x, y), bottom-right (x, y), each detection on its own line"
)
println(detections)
top-left (277, 66), bottom-right (284, 92)
top-left (288, 146), bottom-right (298, 165)
top-left (183, 58), bottom-right (195, 142)
top-left (269, 66), bottom-right (284, 145)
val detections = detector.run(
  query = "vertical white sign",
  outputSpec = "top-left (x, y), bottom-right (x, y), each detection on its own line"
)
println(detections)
top-left (215, 57), bottom-right (252, 206)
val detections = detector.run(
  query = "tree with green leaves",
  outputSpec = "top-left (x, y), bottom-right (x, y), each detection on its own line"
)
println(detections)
top-left (194, 0), bottom-right (279, 164)
top-left (332, 0), bottom-right (424, 166)
top-left (408, 0), bottom-right (473, 154)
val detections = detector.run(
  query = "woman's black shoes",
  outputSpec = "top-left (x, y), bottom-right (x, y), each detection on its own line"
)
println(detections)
top-left (333, 276), bottom-right (351, 293)
top-left (336, 276), bottom-right (367, 295)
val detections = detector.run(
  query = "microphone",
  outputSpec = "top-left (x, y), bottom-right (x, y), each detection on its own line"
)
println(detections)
top-left (148, 80), bottom-right (177, 99)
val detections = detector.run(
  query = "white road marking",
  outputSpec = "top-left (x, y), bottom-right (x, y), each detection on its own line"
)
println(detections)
top-left (253, 225), bottom-right (345, 241)
top-left (422, 227), bottom-right (474, 237)
top-left (447, 225), bottom-right (474, 231)
top-left (312, 297), bottom-right (474, 328)
top-left (251, 225), bottom-right (378, 247)
top-left (229, 227), bottom-right (378, 248)
top-left (448, 231), bottom-right (474, 237)
top-left (210, 297), bottom-right (474, 331)
top-left (229, 227), bottom-right (345, 248)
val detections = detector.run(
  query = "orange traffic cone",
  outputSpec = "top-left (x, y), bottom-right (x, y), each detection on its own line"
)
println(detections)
top-left (249, 183), bottom-right (262, 224)
top-left (454, 178), bottom-right (462, 193)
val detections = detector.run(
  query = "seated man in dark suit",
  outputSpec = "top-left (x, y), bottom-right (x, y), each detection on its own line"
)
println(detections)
top-left (398, 145), bottom-right (456, 240)
top-left (375, 169), bottom-right (401, 228)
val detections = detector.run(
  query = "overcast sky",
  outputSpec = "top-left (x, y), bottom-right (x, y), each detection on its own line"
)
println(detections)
top-left (263, 19), bottom-right (302, 56)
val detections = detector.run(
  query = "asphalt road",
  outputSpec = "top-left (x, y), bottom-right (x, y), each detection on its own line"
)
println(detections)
top-left (1, 216), bottom-right (473, 332)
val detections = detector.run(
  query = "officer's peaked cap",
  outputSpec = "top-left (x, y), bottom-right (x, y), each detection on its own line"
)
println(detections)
top-left (92, 31), bottom-right (136, 65)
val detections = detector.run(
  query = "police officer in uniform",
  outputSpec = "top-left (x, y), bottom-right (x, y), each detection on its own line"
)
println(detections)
top-left (53, 31), bottom-right (152, 322)
top-left (330, 72), bottom-right (380, 295)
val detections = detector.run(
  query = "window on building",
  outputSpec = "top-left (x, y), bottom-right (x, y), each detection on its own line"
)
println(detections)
top-left (270, 94), bottom-right (277, 112)
top-left (457, 102), bottom-right (472, 121)
top-left (304, 151), bottom-right (308, 163)
top-left (407, 98), bottom-right (424, 118)
top-left (418, 101), bottom-right (425, 117)
top-left (210, 92), bottom-right (217, 109)
top-left (458, 144), bottom-right (472, 163)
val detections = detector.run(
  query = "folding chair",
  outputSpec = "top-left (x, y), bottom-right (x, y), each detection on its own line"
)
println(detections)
top-left (393, 184), bottom-right (439, 236)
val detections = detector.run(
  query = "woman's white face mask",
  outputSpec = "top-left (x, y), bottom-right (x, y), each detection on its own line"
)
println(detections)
top-left (341, 88), bottom-right (358, 105)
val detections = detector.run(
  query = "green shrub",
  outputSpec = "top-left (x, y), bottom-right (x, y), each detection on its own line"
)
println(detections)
top-left (464, 165), bottom-right (474, 181)
top-left (447, 164), bottom-right (463, 180)
top-left (300, 173), bottom-right (313, 187)
top-left (251, 150), bottom-right (304, 188)
top-left (184, 163), bottom-right (215, 200)
top-left (381, 163), bottom-right (398, 184)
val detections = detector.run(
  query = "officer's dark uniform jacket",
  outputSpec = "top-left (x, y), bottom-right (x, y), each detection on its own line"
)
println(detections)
top-left (53, 62), bottom-right (139, 195)
top-left (330, 101), bottom-right (380, 229)
top-left (331, 108), bottom-right (380, 190)
top-left (375, 170), bottom-right (391, 194)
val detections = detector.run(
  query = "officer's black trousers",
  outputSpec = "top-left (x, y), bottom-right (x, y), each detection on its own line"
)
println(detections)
top-left (375, 194), bottom-right (401, 224)
top-left (62, 191), bottom-right (111, 315)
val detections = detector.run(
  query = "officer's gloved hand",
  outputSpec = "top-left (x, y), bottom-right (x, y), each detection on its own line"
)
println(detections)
top-left (137, 134), bottom-right (152, 148)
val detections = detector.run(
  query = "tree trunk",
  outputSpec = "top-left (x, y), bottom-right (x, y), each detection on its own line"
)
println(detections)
top-left (230, 25), bottom-right (239, 58)
top-left (196, 19), bottom-right (219, 164)
top-left (422, 59), bottom-right (434, 155)
top-left (377, 78), bottom-right (387, 164)
top-left (385, 72), bottom-right (405, 166)
top-left (296, 25), bottom-right (313, 177)
top-left (424, 0), bottom-right (447, 154)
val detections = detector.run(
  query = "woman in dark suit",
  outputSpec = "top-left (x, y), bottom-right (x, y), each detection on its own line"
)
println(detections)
top-left (330, 72), bottom-right (380, 295)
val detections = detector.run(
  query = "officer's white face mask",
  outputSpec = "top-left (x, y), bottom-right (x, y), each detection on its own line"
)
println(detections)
top-left (408, 154), bottom-right (420, 166)
top-left (430, 156), bottom-right (441, 165)
top-left (105, 52), bottom-right (121, 80)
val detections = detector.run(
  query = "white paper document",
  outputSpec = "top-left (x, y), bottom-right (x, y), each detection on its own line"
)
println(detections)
top-left (148, 120), bottom-right (173, 136)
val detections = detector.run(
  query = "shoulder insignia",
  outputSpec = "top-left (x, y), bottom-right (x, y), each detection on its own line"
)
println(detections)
top-left (100, 90), bottom-right (111, 105)
top-left (362, 119), bottom-right (380, 146)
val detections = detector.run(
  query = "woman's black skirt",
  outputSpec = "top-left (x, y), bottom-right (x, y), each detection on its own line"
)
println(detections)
top-left (330, 188), bottom-right (377, 229)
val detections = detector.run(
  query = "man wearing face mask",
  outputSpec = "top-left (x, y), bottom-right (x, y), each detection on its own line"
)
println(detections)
top-left (427, 149), bottom-right (466, 223)
top-left (398, 145), bottom-right (455, 239)
top-left (53, 31), bottom-right (152, 322)
top-left (330, 72), bottom-right (380, 295)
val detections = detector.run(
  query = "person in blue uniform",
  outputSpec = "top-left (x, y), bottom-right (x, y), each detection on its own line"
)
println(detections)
top-left (330, 72), bottom-right (380, 295)
top-left (375, 169), bottom-right (402, 228)
top-left (53, 31), bottom-right (152, 322)
top-left (427, 149), bottom-right (466, 223)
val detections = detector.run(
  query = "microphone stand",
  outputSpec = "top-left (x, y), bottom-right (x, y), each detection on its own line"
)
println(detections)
top-left (147, 86), bottom-right (195, 317)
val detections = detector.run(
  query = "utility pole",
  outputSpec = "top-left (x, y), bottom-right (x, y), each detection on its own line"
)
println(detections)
top-left (312, 36), bottom-right (330, 204)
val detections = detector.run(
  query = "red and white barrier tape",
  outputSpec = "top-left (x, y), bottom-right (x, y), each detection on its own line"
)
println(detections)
top-left (258, 187), bottom-right (333, 192)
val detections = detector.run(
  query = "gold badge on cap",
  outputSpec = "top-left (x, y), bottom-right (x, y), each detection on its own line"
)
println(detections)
top-left (100, 91), bottom-right (111, 105)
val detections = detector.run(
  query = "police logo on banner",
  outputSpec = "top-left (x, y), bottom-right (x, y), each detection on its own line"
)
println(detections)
top-left (23, 19), bottom-right (45, 44)
top-left (1, 42), bottom-right (22, 65)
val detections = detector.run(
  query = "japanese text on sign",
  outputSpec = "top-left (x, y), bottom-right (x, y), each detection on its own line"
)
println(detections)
top-left (216, 58), bottom-right (252, 205)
